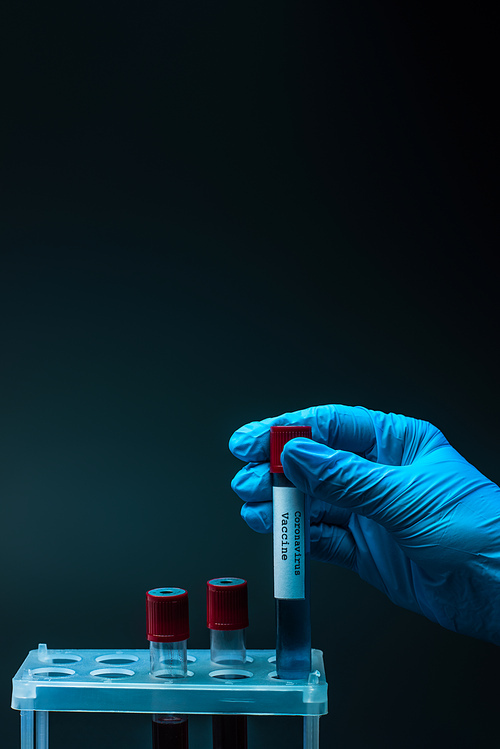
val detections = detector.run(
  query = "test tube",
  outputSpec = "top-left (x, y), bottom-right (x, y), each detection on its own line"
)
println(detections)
top-left (146, 587), bottom-right (190, 749)
top-left (270, 425), bottom-right (312, 681)
top-left (207, 577), bottom-right (249, 749)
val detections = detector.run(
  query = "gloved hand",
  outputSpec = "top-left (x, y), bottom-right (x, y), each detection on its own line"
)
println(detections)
top-left (229, 405), bottom-right (500, 645)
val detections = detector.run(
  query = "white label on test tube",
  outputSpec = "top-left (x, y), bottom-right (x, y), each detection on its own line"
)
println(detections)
top-left (273, 485), bottom-right (306, 599)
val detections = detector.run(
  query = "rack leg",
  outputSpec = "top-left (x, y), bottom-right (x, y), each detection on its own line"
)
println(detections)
top-left (36, 711), bottom-right (49, 749)
top-left (20, 711), bottom-right (34, 749)
top-left (303, 716), bottom-right (320, 749)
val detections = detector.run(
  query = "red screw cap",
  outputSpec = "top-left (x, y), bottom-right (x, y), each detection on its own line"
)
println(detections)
top-left (146, 587), bottom-right (189, 643)
top-left (207, 578), bottom-right (248, 631)
top-left (270, 425), bottom-right (312, 473)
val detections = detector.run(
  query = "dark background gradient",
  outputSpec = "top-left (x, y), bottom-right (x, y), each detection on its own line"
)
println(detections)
top-left (1, 1), bottom-right (498, 747)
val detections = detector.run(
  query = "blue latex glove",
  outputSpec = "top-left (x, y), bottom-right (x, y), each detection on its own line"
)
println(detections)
top-left (229, 405), bottom-right (500, 645)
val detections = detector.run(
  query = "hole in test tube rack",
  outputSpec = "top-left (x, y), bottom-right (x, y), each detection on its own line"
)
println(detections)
top-left (268, 656), bottom-right (276, 663)
top-left (36, 646), bottom-right (82, 664)
top-left (90, 669), bottom-right (135, 679)
top-left (209, 669), bottom-right (253, 680)
top-left (30, 668), bottom-right (76, 678)
top-left (267, 672), bottom-right (298, 684)
top-left (95, 655), bottom-right (139, 665)
top-left (153, 670), bottom-right (194, 679)
top-left (187, 655), bottom-right (196, 663)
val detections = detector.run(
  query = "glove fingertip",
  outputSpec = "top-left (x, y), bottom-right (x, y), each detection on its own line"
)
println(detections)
top-left (229, 421), bottom-right (271, 461)
top-left (241, 503), bottom-right (272, 534)
top-left (228, 431), bottom-right (245, 458)
top-left (281, 438), bottom-right (338, 494)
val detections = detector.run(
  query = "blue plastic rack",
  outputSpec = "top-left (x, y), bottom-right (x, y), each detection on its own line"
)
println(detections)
top-left (12, 644), bottom-right (328, 748)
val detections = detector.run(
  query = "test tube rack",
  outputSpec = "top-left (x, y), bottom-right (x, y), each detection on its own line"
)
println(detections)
top-left (12, 644), bottom-right (328, 749)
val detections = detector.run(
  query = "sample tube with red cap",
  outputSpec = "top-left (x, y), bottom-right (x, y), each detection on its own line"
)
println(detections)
top-left (270, 426), bottom-right (312, 681)
top-left (207, 577), bottom-right (249, 749)
top-left (146, 587), bottom-right (189, 749)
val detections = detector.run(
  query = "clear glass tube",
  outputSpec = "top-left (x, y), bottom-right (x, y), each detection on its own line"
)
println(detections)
top-left (147, 587), bottom-right (190, 747)
top-left (150, 640), bottom-right (189, 747)
top-left (210, 629), bottom-right (246, 666)
top-left (212, 714), bottom-right (248, 749)
top-left (210, 627), bottom-right (248, 749)
top-left (275, 595), bottom-right (311, 679)
top-left (273, 473), bottom-right (312, 680)
top-left (152, 713), bottom-right (188, 749)
top-left (207, 579), bottom-right (249, 749)
top-left (150, 640), bottom-right (188, 678)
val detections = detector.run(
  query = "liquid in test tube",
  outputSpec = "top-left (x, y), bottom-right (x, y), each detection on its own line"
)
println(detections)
top-left (207, 577), bottom-right (249, 749)
top-left (270, 425), bottom-right (312, 681)
top-left (146, 587), bottom-right (190, 749)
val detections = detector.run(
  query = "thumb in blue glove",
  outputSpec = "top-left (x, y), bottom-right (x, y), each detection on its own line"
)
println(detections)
top-left (229, 405), bottom-right (500, 645)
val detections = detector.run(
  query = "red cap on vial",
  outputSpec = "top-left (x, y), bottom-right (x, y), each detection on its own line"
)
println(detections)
top-left (270, 425), bottom-right (312, 473)
top-left (207, 577), bottom-right (249, 631)
top-left (146, 587), bottom-right (189, 643)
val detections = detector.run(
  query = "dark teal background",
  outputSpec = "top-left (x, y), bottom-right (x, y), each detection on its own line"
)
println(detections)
top-left (1, 1), bottom-right (498, 746)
